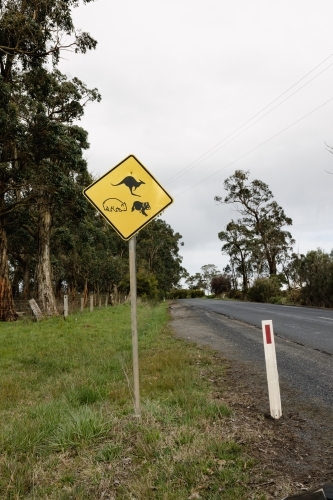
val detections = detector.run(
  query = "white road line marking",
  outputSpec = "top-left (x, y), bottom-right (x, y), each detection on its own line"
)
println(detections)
top-left (318, 316), bottom-right (333, 321)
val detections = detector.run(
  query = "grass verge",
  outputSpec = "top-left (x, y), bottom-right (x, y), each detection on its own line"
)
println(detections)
top-left (0, 302), bottom-right (265, 499)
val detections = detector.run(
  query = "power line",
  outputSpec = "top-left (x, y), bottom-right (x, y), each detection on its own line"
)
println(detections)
top-left (165, 61), bottom-right (333, 186)
top-left (164, 53), bottom-right (333, 185)
top-left (173, 96), bottom-right (333, 197)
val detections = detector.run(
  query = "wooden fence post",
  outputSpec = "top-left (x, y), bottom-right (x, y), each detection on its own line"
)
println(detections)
top-left (80, 297), bottom-right (84, 312)
top-left (29, 299), bottom-right (44, 321)
top-left (90, 294), bottom-right (94, 312)
top-left (64, 295), bottom-right (68, 318)
top-left (105, 294), bottom-right (108, 308)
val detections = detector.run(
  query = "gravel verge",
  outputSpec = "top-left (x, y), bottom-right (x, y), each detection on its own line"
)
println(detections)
top-left (169, 301), bottom-right (333, 499)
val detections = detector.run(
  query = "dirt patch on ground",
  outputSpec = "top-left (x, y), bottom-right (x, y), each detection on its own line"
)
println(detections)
top-left (169, 301), bottom-right (333, 499)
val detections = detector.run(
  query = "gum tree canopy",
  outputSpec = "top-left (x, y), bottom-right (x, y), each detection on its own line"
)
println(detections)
top-left (215, 170), bottom-right (294, 279)
top-left (0, 0), bottom-right (97, 320)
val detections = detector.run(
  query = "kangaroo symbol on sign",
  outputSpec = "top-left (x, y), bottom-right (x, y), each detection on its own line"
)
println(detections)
top-left (111, 176), bottom-right (145, 197)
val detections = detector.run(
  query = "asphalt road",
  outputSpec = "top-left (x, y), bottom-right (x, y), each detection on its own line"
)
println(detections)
top-left (181, 299), bottom-right (333, 355)
top-left (174, 299), bottom-right (333, 410)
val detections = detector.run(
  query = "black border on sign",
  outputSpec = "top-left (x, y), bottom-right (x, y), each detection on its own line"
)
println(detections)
top-left (82, 155), bottom-right (173, 241)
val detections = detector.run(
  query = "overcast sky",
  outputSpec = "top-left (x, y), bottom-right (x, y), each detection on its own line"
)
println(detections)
top-left (60, 0), bottom-right (333, 277)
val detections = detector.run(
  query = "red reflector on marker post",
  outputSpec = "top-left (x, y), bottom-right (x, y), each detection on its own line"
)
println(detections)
top-left (265, 324), bottom-right (272, 344)
top-left (262, 320), bottom-right (282, 419)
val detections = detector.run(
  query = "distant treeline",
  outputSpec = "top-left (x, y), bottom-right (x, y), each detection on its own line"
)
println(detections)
top-left (179, 170), bottom-right (333, 308)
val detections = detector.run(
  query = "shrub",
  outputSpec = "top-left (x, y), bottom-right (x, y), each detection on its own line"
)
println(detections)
top-left (168, 289), bottom-right (189, 299)
top-left (228, 289), bottom-right (243, 300)
top-left (210, 275), bottom-right (231, 295)
top-left (285, 288), bottom-right (302, 304)
top-left (248, 276), bottom-right (281, 303)
top-left (136, 270), bottom-right (159, 300)
top-left (190, 289), bottom-right (205, 298)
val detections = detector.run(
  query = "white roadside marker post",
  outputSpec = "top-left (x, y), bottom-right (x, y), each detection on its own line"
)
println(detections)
top-left (261, 320), bottom-right (282, 419)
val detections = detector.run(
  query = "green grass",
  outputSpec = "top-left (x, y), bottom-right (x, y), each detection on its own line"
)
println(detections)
top-left (0, 302), bottom-right (266, 499)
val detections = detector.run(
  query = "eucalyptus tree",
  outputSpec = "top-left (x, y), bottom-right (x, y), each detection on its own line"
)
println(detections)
top-left (185, 264), bottom-right (222, 294)
top-left (290, 249), bottom-right (333, 307)
top-left (218, 221), bottom-right (253, 294)
top-left (21, 69), bottom-right (100, 314)
top-left (215, 170), bottom-right (294, 276)
top-left (210, 274), bottom-right (231, 295)
top-left (0, 0), bottom-right (97, 320)
top-left (136, 218), bottom-right (185, 296)
top-left (52, 213), bottom-right (185, 302)
top-left (6, 199), bottom-right (36, 299)
top-left (223, 262), bottom-right (239, 292)
top-left (200, 264), bottom-right (221, 294)
top-left (185, 272), bottom-right (206, 291)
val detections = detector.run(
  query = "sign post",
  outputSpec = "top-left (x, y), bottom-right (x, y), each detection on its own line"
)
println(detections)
top-left (129, 235), bottom-right (140, 418)
top-left (83, 155), bottom-right (173, 417)
top-left (261, 320), bottom-right (282, 419)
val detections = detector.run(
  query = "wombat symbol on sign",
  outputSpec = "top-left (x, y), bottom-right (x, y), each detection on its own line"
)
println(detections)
top-left (103, 198), bottom-right (127, 212)
top-left (131, 201), bottom-right (151, 216)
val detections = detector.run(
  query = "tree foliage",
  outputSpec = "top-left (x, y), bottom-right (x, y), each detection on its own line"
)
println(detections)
top-left (289, 249), bottom-right (333, 308)
top-left (215, 170), bottom-right (294, 278)
top-left (0, 1), bottom-right (186, 321)
top-left (186, 264), bottom-right (220, 294)
top-left (210, 274), bottom-right (231, 295)
top-left (0, 0), bottom-right (99, 319)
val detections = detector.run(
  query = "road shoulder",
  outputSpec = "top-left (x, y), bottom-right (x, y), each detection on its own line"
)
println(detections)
top-left (169, 300), bottom-right (333, 499)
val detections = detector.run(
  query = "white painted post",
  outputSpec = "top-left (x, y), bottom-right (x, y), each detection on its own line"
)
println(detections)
top-left (80, 297), bottom-right (84, 312)
top-left (90, 294), bottom-right (94, 312)
top-left (129, 235), bottom-right (140, 418)
top-left (261, 320), bottom-right (282, 419)
top-left (64, 295), bottom-right (68, 318)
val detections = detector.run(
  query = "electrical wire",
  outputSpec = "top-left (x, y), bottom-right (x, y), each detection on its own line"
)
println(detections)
top-left (173, 96), bottom-right (333, 197)
top-left (164, 53), bottom-right (333, 185)
top-left (165, 61), bottom-right (333, 186)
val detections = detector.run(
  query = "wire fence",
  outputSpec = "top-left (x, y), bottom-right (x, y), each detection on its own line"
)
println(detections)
top-left (1, 292), bottom-right (128, 320)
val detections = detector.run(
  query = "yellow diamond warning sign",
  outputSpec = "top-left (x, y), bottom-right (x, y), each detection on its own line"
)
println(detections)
top-left (83, 155), bottom-right (173, 240)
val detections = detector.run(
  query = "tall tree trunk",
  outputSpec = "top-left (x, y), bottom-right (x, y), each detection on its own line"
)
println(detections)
top-left (83, 278), bottom-right (88, 307)
top-left (111, 283), bottom-right (119, 305)
top-left (0, 179), bottom-right (17, 321)
top-left (267, 257), bottom-right (277, 276)
top-left (0, 224), bottom-right (17, 321)
top-left (70, 282), bottom-right (76, 301)
top-left (36, 198), bottom-right (58, 316)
